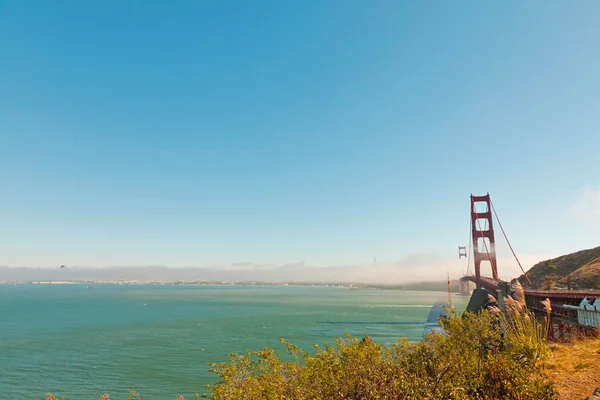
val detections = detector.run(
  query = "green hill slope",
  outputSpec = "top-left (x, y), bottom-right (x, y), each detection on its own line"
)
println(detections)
top-left (521, 246), bottom-right (600, 289)
top-left (559, 257), bottom-right (600, 289)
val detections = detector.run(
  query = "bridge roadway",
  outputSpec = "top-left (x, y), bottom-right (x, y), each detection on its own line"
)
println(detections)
top-left (460, 275), bottom-right (600, 338)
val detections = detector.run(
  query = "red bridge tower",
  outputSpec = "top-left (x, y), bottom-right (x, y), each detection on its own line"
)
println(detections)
top-left (471, 194), bottom-right (498, 288)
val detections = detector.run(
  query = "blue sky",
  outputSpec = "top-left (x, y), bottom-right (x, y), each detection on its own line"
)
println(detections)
top-left (1, 1), bottom-right (599, 277)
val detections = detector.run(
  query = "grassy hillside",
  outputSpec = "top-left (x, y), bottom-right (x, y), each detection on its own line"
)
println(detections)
top-left (521, 246), bottom-right (600, 289)
top-left (560, 257), bottom-right (600, 289)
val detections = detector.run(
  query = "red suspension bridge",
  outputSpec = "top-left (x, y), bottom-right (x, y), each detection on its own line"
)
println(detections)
top-left (459, 193), bottom-right (600, 338)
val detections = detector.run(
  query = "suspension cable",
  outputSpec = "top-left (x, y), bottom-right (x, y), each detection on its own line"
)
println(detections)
top-left (490, 199), bottom-right (532, 286)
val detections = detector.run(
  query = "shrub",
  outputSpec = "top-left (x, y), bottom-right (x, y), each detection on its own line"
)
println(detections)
top-left (204, 306), bottom-right (557, 400)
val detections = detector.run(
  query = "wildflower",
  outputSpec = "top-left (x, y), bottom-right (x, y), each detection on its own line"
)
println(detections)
top-left (504, 295), bottom-right (523, 313)
top-left (513, 299), bottom-right (523, 313)
top-left (488, 305), bottom-right (502, 316)
top-left (541, 298), bottom-right (552, 313)
top-left (513, 281), bottom-right (526, 307)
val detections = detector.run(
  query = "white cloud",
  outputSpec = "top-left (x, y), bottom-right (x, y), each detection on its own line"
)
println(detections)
top-left (569, 185), bottom-right (600, 221)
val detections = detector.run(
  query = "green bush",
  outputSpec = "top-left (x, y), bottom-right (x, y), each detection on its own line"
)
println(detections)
top-left (204, 305), bottom-right (557, 400)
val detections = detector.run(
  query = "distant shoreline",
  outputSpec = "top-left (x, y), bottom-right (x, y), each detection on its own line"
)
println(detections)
top-left (0, 280), bottom-right (460, 292)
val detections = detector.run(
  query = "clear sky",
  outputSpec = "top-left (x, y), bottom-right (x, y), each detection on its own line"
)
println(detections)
top-left (1, 1), bottom-right (599, 278)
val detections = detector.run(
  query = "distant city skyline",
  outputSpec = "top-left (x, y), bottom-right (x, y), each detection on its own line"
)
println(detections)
top-left (1, 2), bottom-right (599, 281)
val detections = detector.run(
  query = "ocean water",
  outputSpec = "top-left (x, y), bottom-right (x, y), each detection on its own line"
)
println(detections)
top-left (0, 285), bottom-right (468, 399)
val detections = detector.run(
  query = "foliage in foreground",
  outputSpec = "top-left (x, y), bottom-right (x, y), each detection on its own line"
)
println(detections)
top-left (205, 299), bottom-right (557, 400)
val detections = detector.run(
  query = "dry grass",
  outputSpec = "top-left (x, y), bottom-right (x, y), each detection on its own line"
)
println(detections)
top-left (545, 338), bottom-right (600, 399)
top-left (564, 257), bottom-right (600, 288)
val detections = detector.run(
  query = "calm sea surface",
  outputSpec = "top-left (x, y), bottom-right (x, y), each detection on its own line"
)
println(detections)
top-left (0, 285), bottom-right (468, 399)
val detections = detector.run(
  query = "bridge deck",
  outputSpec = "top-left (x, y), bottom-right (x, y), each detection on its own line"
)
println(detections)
top-left (460, 275), bottom-right (600, 336)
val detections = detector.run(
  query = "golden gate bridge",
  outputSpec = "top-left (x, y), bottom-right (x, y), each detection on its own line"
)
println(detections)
top-left (459, 193), bottom-right (600, 338)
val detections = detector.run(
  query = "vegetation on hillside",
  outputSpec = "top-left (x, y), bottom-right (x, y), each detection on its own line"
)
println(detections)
top-left (561, 257), bottom-right (600, 289)
top-left (521, 246), bottom-right (600, 289)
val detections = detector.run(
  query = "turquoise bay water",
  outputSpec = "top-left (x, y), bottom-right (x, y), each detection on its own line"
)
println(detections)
top-left (0, 285), bottom-right (468, 399)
